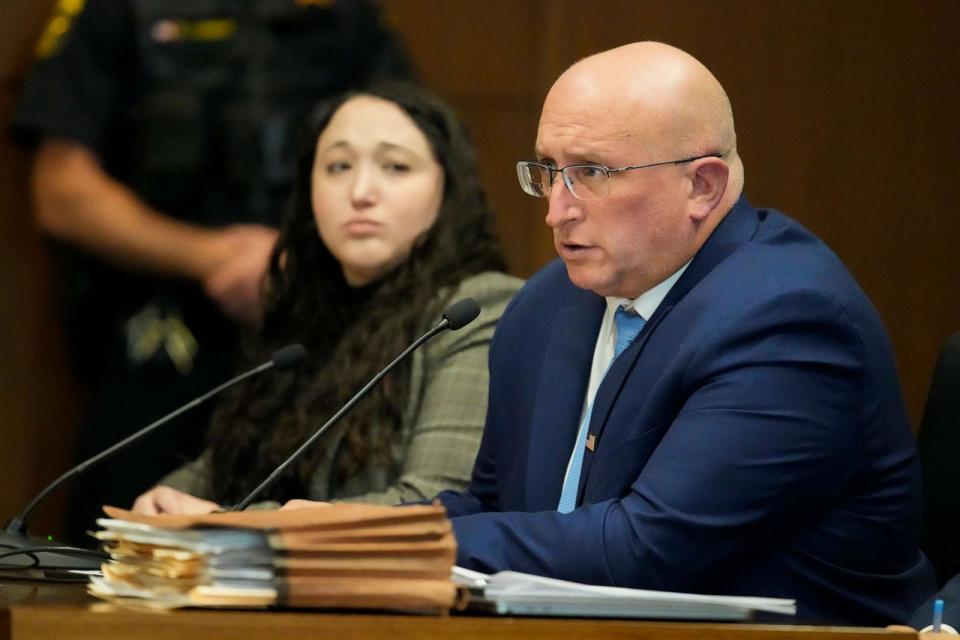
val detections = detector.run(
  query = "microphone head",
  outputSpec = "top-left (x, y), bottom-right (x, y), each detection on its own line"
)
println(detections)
top-left (271, 344), bottom-right (308, 370)
top-left (443, 298), bottom-right (481, 330)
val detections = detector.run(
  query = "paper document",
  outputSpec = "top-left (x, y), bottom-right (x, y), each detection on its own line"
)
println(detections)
top-left (89, 504), bottom-right (458, 613)
top-left (452, 567), bottom-right (796, 620)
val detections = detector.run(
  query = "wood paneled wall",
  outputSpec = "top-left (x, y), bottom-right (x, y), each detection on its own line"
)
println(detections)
top-left (0, 1), bottom-right (957, 535)
top-left (0, 0), bottom-right (75, 536)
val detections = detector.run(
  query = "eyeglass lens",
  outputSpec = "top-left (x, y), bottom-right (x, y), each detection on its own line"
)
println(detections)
top-left (518, 163), bottom-right (609, 200)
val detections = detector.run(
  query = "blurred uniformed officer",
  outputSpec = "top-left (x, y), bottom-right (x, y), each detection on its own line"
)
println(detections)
top-left (11, 0), bottom-right (413, 543)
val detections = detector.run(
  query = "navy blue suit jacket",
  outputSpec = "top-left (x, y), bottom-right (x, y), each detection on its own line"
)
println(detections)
top-left (437, 197), bottom-right (934, 624)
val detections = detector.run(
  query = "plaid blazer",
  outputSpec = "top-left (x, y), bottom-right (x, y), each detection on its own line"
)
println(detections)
top-left (161, 271), bottom-right (523, 506)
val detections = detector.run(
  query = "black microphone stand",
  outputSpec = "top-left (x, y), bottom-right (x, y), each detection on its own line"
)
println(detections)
top-left (1, 345), bottom-right (306, 574)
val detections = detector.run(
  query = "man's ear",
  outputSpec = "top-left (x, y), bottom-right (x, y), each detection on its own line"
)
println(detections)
top-left (688, 158), bottom-right (729, 222)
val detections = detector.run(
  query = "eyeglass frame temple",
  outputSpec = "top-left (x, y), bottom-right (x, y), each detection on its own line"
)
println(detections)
top-left (606, 152), bottom-right (727, 175)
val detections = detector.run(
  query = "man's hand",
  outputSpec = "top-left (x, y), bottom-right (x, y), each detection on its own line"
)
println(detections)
top-left (280, 499), bottom-right (332, 511)
top-left (132, 485), bottom-right (222, 515)
top-left (203, 224), bottom-right (278, 326)
top-left (31, 139), bottom-right (279, 313)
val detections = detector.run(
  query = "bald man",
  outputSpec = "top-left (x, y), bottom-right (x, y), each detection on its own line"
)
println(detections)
top-left (435, 43), bottom-right (935, 624)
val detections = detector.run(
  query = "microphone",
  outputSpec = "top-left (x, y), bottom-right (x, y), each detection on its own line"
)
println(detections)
top-left (233, 298), bottom-right (481, 510)
top-left (0, 344), bottom-right (307, 572)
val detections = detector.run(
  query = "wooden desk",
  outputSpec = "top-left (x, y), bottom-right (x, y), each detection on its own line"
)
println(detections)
top-left (0, 581), bottom-right (919, 640)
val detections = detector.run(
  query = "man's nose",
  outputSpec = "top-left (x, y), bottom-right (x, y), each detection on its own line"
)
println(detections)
top-left (544, 175), bottom-right (582, 228)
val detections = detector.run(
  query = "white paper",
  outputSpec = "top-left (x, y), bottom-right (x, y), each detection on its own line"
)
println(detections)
top-left (453, 566), bottom-right (796, 619)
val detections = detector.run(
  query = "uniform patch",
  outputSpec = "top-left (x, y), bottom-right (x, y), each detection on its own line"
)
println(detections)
top-left (35, 0), bottom-right (86, 60)
top-left (150, 18), bottom-right (237, 43)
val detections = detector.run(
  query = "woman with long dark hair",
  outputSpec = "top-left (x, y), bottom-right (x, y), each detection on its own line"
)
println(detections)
top-left (132, 83), bottom-right (522, 513)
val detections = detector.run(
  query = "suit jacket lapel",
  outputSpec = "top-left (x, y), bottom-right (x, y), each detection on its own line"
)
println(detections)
top-left (576, 306), bottom-right (672, 494)
top-left (525, 294), bottom-right (605, 511)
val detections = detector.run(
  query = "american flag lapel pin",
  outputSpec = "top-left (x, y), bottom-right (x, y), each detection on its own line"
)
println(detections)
top-left (585, 433), bottom-right (597, 452)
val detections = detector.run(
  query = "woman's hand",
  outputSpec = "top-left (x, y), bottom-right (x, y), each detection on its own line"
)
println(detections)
top-left (280, 499), bottom-right (332, 511)
top-left (132, 485), bottom-right (221, 515)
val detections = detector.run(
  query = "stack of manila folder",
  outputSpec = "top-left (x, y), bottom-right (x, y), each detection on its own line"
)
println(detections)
top-left (89, 502), bottom-right (457, 614)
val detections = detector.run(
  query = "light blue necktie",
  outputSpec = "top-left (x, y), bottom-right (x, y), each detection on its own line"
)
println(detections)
top-left (557, 306), bottom-right (647, 513)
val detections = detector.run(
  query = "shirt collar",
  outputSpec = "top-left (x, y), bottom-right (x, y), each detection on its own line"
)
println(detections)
top-left (605, 260), bottom-right (691, 320)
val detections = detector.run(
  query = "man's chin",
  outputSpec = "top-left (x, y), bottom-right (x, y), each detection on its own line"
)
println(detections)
top-left (563, 263), bottom-right (611, 295)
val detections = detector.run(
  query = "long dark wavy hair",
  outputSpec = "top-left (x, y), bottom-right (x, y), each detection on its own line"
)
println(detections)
top-left (206, 82), bottom-right (506, 504)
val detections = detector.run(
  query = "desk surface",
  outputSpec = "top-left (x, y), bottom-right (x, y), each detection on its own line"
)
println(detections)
top-left (0, 581), bottom-right (918, 640)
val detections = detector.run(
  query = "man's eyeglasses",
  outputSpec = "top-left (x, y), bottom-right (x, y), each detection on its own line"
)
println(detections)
top-left (516, 153), bottom-right (724, 201)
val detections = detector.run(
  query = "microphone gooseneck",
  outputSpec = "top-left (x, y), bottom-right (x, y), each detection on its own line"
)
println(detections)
top-left (4, 343), bottom-right (308, 539)
top-left (233, 298), bottom-right (481, 510)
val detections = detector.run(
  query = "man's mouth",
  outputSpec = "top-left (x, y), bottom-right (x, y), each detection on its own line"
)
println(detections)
top-left (557, 241), bottom-right (596, 259)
